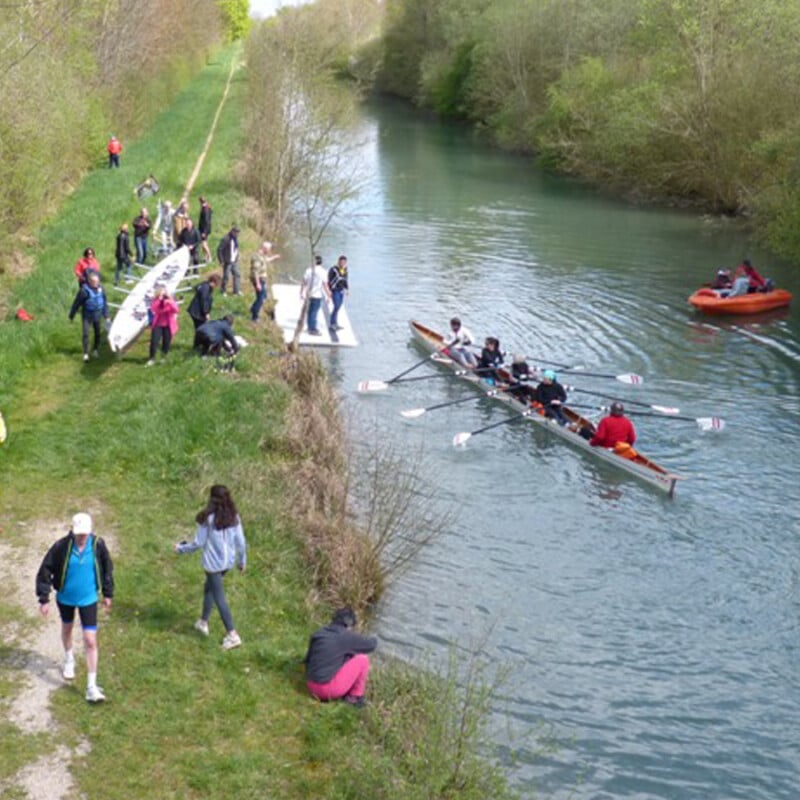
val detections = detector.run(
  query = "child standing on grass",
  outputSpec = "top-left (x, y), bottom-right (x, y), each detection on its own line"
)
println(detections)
top-left (174, 485), bottom-right (246, 650)
top-left (147, 283), bottom-right (179, 366)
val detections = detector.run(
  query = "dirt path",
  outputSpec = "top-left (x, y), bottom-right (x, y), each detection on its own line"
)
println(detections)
top-left (0, 53), bottom-right (240, 800)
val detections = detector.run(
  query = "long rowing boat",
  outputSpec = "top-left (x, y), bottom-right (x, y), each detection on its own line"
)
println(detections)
top-left (108, 246), bottom-right (190, 353)
top-left (409, 320), bottom-right (682, 496)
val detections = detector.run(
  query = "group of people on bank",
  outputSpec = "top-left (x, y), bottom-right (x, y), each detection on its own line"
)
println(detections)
top-left (441, 317), bottom-right (637, 450)
top-left (36, 486), bottom-right (377, 706)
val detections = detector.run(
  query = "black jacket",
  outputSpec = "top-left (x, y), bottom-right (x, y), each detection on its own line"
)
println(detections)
top-left (36, 533), bottom-right (114, 605)
top-left (534, 380), bottom-right (567, 407)
top-left (115, 230), bottom-right (132, 260)
top-left (304, 622), bottom-right (377, 684)
top-left (198, 204), bottom-right (212, 236)
top-left (197, 318), bottom-right (238, 352)
top-left (187, 281), bottom-right (214, 321)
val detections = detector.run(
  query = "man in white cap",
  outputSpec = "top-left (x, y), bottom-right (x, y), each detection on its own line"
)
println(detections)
top-left (36, 513), bottom-right (114, 703)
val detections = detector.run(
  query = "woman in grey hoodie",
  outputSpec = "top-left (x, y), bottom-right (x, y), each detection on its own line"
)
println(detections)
top-left (175, 485), bottom-right (246, 650)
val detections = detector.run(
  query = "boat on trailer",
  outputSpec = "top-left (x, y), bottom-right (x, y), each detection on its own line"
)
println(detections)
top-left (409, 320), bottom-right (682, 497)
top-left (108, 246), bottom-right (191, 353)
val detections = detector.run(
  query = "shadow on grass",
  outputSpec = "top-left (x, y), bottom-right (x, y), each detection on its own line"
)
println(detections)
top-left (112, 599), bottom-right (185, 633)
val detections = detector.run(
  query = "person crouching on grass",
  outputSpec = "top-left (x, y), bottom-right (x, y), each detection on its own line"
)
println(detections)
top-left (304, 607), bottom-right (377, 708)
top-left (36, 513), bottom-right (114, 703)
top-left (174, 485), bottom-right (246, 651)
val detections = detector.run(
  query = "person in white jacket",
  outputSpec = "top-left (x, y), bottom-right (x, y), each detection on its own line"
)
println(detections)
top-left (175, 485), bottom-right (247, 650)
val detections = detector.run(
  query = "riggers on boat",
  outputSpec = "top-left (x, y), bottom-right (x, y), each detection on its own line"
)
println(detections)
top-left (688, 287), bottom-right (792, 315)
top-left (409, 320), bottom-right (682, 497)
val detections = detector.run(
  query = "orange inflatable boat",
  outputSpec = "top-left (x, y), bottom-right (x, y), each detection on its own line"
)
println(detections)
top-left (688, 287), bottom-right (792, 315)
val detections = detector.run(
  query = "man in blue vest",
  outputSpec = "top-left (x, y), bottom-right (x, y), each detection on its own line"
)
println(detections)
top-left (68, 271), bottom-right (110, 362)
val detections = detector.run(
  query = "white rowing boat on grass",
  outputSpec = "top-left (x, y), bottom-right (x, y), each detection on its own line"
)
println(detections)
top-left (108, 246), bottom-right (191, 353)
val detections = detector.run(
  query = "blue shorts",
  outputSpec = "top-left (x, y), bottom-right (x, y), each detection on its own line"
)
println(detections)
top-left (57, 601), bottom-right (98, 630)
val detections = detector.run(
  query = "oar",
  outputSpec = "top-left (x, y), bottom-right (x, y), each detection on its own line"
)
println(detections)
top-left (614, 408), bottom-right (725, 432)
top-left (357, 354), bottom-right (442, 392)
top-left (558, 369), bottom-right (643, 384)
top-left (401, 391), bottom-right (502, 419)
top-left (567, 386), bottom-right (679, 415)
top-left (453, 411), bottom-right (530, 447)
top-left (359, 370), bottom-right (475, 392)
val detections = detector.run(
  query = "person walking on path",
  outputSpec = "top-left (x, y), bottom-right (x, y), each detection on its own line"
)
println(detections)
top-left (174, 485), bottom-right (246, 650)
top-left (327, 255), bottom-right (349, 330)
top-left (250, 241), bottom-right (280, 321)
top-left (69, 271), bottom-right (109, 361)
top-left (304, 607), bottom-right (377, 707)
top-left (74, 247), bottom-right (100, 286)
top-left (36, 512), bottom-right (114, 703)
top-left (132, 207), bottom-right (151, 265)
top-left (217, 226), bottom-right (241, 295)
top-left (107, 135), bottom-right (122, 168)
top-left (114, 224), bottom-right (133, 285)
top-left (301, 255), bottom-right (331, 335)
top-left (147, 283), bottom-right (179, 366)
top-left (187, 273), bottom-right (220, 347)
top-left (198, 196), bottom-right (213, 263)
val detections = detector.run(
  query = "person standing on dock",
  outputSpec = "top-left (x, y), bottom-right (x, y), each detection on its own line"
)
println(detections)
top-left (300, 255), bottom-right (331, 336)
top-left (327, 255), bottom-right (349, 331)
top-left (36, 512), bottom-right (114, 703)
top-left (250, 241), bottom-right (280, 322)
top-left (132, 207), bottom-right (151, 265)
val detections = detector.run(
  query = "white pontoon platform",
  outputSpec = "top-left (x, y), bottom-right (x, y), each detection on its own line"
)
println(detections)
top-left (271, 283), bottom-right (358, 348)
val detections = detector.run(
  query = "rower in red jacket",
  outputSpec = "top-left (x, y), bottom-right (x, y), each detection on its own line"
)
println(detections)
top-left (733, 259), bottom-right (767, 291)
top-left (590, 402), bottom-right (636, 448)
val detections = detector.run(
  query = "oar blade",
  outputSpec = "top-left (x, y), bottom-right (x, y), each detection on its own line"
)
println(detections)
top-left (452, 432), bottom-right (472, 447)
top-left (651, 405), bottom-right (681, 415)
top-left (357, 380), bottom-right (389, 393)
top-left (400, 408), bottom-right (426, 419)
top-left (617, 374), bottom-right (644, 385)
top-left (697, 417), bottom-right (725, 432)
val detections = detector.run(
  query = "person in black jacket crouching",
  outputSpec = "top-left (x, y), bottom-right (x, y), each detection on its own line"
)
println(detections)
top-left (304, 607), bottom-right (377, 708)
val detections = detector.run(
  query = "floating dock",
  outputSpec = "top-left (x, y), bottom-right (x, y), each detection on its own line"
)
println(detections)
top-left (271, 283), bottom-right (358, 348)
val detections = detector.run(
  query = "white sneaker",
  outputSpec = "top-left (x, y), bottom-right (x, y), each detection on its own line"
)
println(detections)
top-left (194, 619), bottom-right (209, 636)
top-left (82, 353), bottom-right (90, 362)
top-left (86, 685), bottom-right (106, 703)
top-left (146, 359), bottom-right (155, 367)
top-left (221, 631), bottom-right (242, 650)
top-left (63, 656), bottom-right (75, 681)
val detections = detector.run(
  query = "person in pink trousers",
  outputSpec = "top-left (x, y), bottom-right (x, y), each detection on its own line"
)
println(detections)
top-left (304, 607), bottom-right (377, 708)
top-left (147, 283), bottom-right (179, 366)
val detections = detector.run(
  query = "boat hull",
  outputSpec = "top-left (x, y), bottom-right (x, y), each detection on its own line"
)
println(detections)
top-left (688, 287), bottom-right (792, 315)
top-left (108, 247), bottom-right (191, 353)
top-left (409, 320), bottom-right (681, 496)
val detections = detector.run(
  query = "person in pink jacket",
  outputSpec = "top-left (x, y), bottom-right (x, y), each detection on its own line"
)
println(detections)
top-left (147, 284), bottom-right (179, 366)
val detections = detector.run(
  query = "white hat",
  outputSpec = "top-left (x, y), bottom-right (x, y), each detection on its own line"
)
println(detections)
top-left (72, 513), bottom-right (92, 535)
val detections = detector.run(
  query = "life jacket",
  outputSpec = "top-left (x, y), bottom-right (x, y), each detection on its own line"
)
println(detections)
top-left (84, 285), bottom-right (105, 316)
top-left (613, 441), bottom-right (639, 460)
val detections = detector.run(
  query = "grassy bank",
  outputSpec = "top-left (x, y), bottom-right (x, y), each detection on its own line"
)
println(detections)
top-left (0, 45), bottom-right (517, 800)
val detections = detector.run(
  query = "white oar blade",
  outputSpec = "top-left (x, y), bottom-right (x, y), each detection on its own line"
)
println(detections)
top-left (452, 432), bottom-right (472, 447)
top-left (697, 417), bottom-right (725, 432)
top-left (651, 405), bottom-right (680, 415)
top-left (357, 380), bottom-right (389, 393)
top-left (400, 408), bottom-right (426, 419)
top-left (617, 374), bottom-right (644, 385)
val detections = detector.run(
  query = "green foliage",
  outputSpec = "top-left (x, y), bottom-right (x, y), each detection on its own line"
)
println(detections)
top-left (218, 0), bottom-right (252, 41)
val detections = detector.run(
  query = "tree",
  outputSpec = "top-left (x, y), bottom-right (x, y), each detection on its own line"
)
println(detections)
top-left (218, 0), bottom-right (251, 41)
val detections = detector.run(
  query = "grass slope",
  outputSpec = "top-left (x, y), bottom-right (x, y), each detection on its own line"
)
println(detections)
top-left (0, 46), bottom-right (518, 800)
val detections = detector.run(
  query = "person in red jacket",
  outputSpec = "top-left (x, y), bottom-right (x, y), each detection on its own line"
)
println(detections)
top-left (73, 247), bottom-right (100, 285)
top-left (590, 402), bottom-right (636, 448)
top-left (107, 135), bottom-right (122, 168)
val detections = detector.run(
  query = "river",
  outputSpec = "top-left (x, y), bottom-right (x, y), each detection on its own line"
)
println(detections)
top-left (286, 98), bottom-right (800, 799)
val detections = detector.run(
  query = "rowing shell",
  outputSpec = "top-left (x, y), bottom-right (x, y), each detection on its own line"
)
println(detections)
top-left (108, 247), bottom-right (191, 353)
top-left (409, 320), bottom-right (682, 497)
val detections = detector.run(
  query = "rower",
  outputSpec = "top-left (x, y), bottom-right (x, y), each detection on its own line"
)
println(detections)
top-left (590, 402), bottom-right (636, 448)
top-left (477, 337), bottom-right (503, 384)
top-left (534, 369), bottom-right (568, 425)
top-left (441, 317), bottom-right (477, 368)
top-left (507, 354), bottom-right (536, 401)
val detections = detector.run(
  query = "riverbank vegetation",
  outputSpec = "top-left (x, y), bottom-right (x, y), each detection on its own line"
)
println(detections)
top-left (370, 0), bottom-right (800, 263)
top-left (0, 25), bottom-right (518, 800)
